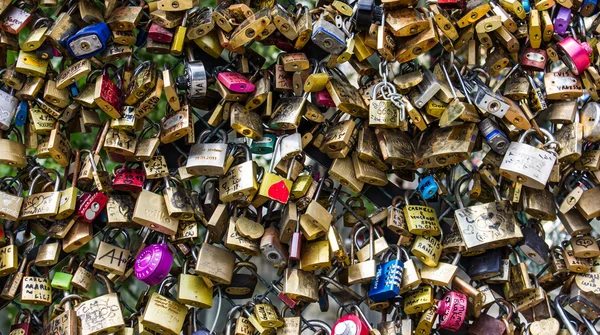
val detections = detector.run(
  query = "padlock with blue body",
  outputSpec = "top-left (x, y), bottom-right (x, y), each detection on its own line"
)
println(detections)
top-left (581, 0), bottom-right (598, 16)
top-left (66, 22), bottom-right (110, 59)
top-left (69, 83), bottom-right (79, 97)
top-left (369, 246), bottom-right (406, 302)
top-left (417, 175), bottom-right (438, 200)
top-left (522, 0), bottom-right (530, 12)
top-left (14, 100), bottom-right (28, 127)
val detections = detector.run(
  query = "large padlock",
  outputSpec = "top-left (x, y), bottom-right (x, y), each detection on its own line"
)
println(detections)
top-left (499, 128), bottom-right (558, 189)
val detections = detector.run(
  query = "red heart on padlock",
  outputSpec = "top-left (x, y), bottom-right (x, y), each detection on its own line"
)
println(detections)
top-left (268, 180), bottom-right (290, 203)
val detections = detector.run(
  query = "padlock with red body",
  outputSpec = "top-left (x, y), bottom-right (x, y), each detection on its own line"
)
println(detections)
top-left (77, 192), bottom-right (108, 222)
top-left (314, 90), bottom-right (336, 107)
top-left (10, 309), bottom-right (32, 335)
top-left (217, 71), bottom-right (256, 93)
top-left (521, 47), bottom-right (548, 71)
top-left (94, 64), bottom-right (123, 119)
top-left (113, 163), bottom-right (146, 193)
top-left (148, 23), bottom-right (174, 43)
top-left (436, 290), bottom-right (468, 332)
top-left (0, 5), bottom-right (32, 34)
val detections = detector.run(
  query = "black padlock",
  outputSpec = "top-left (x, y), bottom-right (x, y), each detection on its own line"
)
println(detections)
top-left (517, 222), bottom-right (549, 266)
top-left (354, 0), bottom-right (375, 31)
top-left (223, 262), bottom-right (259, 299)
top-left (468, 248), bottom-right (502, 280)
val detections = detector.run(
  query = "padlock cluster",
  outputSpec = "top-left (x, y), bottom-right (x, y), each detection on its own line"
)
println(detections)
top-left (1, 0), bottom-right (600, 333)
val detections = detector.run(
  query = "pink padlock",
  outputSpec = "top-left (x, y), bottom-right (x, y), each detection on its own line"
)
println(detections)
top-left (557, 36), bottom-right (592, 75)
top-left (134, 241), bottom-right (173, 286)
top-left (217, 72), bottom-right (256, 93)
top-left (148, 23), bottom-right (174, 43)
top-left (315, 90), bottom-right (336, 107)
top-left (436, 290), bottom-right (467, 332)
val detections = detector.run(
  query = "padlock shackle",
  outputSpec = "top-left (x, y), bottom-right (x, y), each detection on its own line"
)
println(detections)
top-left (319, 276), bottom-right (362, 301)
top-left (301, 320), bottom-right (331, 334)
top-left (157, 275), bottom-right (178, 294)
top-left (453, 174), bottom-right (472, 209)
top-left (555, 294), bottom-right (578, 335)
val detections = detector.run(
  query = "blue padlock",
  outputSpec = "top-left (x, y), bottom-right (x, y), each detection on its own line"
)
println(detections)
top-left (368, 246), bottom-right (407, 302)
top-left (66, 22), bottom-right (110, 59)
top-left (14, 100), bottom-right (28, 127)
top-left (69, 83), bottom-right (79, 97)
top-left (137, 28), bottom-right (149, 48)
top-left (581, 0), bottom-right (598, 16)
top-left (522, 0), bottom-right (530, 12)
top-left (417, 175), bottom-right (438, 200)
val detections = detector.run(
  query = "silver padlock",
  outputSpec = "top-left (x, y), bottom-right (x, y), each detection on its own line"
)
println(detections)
top-left (499, 128), bottom-right (558, 189)
top-left (408, 67), bottom-right (440, 109)
top-left (478, 117), bottom-right (509, 155)
top-left (0, 88), bottom-right (18, 131)
top-left (470, 83), bottom-right (509, 118)
top-left (311, 16), bottom-right (346, 55)
top-left (581, 101), bottom-right (600, 142)
top-left (177, 48), bottom-right (207, 99)
top-left (279, 132), bottom-right (302, 160)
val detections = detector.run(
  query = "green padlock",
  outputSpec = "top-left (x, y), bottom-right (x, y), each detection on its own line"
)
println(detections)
top-left (250, 133), bottom-right (277, 154)
top-left (50, 257), bottom-right (76, 290)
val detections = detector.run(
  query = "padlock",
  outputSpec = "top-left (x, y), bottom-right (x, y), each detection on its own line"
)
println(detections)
top-left (403, 191), bottom-right (440, 236)
top-left (34, 236), bottom-right (61, 267)
top-left (94, 64), bottom-right (123, 119)
top-left (132, 184), bottom-right (180, 235)
top-left (346, 222), bottom-right (377, 285)
top-left (195, 233), bottom-right (236, 285)
top-left (20, 261), bottom-right (52, 306)
top-left (177, 258), bottom-right (212, 308)
top-left (369, 246), bottom-right (406, 302)
top-left (94, 229), bottom-right (131, 276)
top-left (219, 144), bottom-right (259, 202)
top-left (311, 16), bottom-right (346, 55)
top-left (454, 175), bottom-right (523, 253)
top-left (21, 169), bottom-right (61, 220)
top-left (187, 129), bottom-right (229, 176)
top-left (66, 22), bottom-right (110, 58)
top-left (332, 305), bottom-right (374, 335)
top-left (141, 277), bottom-right (188, 335)
top-left (500, 128), bottom-right (558, 189)
top-left (134, 235), bottom-right (173, 286)
top-left (0, 232), bottom-right (17, 277)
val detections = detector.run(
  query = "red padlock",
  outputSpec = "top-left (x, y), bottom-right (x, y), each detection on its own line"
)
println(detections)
top-left (520, 47), bottom-right (547, 71)
top-left (77, 192), bottom-right (108, 222)
top-left (10, 309), bottom-right (32, 335)
top-left (94, 64), bottom-right (123, 119)
top-left (113, 163), bottom-right (146, 193)
top-left (148, 23), bottom-right (174, 43)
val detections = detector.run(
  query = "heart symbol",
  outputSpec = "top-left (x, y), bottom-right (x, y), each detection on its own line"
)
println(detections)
top-left (3, 199), bottom-right (11, 206)
top-left (268, 180), bottom-right (290, 204)
top-left (530, 318), bottom-right (559, 335)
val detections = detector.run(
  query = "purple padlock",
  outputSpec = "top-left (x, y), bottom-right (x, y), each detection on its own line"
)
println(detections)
top-left (134, 242), bottom-right (173, 286)
top-left (217, 72), bottom-right (256, 93)
top-left (554, 6), bottom-right (571, 35)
